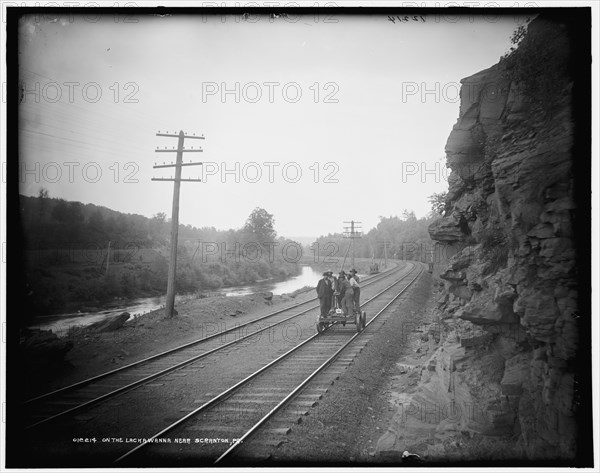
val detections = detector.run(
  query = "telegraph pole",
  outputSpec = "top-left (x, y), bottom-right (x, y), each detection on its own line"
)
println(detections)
top-left (343, 220), bottom-right (362, 269)
top-left (153, 130), bottom-right (204, 318)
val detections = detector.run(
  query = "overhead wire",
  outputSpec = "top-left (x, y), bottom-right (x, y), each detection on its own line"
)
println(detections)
top-left (19, 110), bottom-right (150, 154)
top-left (19, 128), bottom-right (139, 158)
top-left (18, 66), bottom-right (204, 187)
top-left (18, 66), bottom-right (162, 154)
top-left (19, 66), bottom-right (151, 122)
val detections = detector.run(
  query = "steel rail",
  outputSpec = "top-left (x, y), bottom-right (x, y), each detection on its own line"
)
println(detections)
top-left (24, 264), bottom-right (407, 430)
top-left (113, 263), bottom-right (422, 464)
top-left (25, 262), bottom-right (400, 406)
top-left (215, 263), bottom-right (424, 463)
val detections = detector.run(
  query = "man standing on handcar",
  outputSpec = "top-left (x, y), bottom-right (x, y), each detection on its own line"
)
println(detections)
top-left (316, 271), bottom-right (332, 318)
top-left (349, 268), bottom-right (361, 313)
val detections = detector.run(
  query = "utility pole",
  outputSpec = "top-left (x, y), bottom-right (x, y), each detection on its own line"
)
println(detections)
top-left (152, 130), bottom-right (204, 318)
top-left (343, 220), bottom-right (362, 269)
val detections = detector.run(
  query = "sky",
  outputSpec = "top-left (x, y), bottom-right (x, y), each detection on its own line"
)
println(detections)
top-left (17, 11), bottom-right (526, 238)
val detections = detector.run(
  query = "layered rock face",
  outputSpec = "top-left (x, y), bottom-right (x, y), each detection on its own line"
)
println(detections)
top-left (427, 17), bottom-right (585, 460)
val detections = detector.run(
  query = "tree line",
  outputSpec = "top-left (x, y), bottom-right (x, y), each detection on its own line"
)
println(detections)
top-left (19, 190), bottom-right (301, 321)
top-left (311, 209), bottom-right (439, 266)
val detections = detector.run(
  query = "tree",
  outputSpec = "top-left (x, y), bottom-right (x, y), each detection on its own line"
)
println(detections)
top-left (37, 187), bottom-right (50, 221)
top-left (428, 192), bottom-right (448, 215)
top-left (68, 202), bottom-right (85, 224)
top-left (401, 209), bottom-right (417, 222)
top-left (89, 209), bottom-right (105, 233)
top-left (150, 212), bottom-right (167, 241)
top-left (153, 212), bottom-right (167, 223)
top-left (243, 207), bottom-right (276, 243)
top-left (51, 199), bottom-right (70, 223)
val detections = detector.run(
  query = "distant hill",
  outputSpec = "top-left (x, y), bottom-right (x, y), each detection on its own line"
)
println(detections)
top-left (18, 194), bottom-right (219, 249)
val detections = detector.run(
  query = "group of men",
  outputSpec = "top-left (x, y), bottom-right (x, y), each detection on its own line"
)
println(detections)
top-left (316, 269), bottom-right (361, 318)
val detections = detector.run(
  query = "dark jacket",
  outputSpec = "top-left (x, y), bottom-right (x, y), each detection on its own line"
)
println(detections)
top-left (316, 278), bottom-right (331, 298)
top-left (339, 278), bottom-right (353, 297)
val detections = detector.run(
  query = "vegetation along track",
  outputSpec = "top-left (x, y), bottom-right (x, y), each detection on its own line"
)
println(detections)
top-left (21, 263), bottom-right (407, 430)
top-left (114, 262), bottom-right (425, 466)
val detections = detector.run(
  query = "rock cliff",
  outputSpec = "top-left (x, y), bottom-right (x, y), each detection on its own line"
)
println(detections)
top-left (425, 14), bottom-right (589, 461)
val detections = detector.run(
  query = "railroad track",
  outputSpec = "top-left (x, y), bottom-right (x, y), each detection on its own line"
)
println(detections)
top-left (114, 262), bottom-right (425, 466)
top-left (21, 263), bottom-right (407, 430)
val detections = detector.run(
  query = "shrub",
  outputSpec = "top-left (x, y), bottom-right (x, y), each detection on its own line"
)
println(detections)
top-left (501, 17), bottom-right (570, 112)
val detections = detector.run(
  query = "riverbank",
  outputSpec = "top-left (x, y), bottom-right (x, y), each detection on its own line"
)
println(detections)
top-left (26, 265), bottom-right (324, 336)
top-left (22, 253), bottom-right (302, 322)
top-left (22, 262), bottom-right (388, 399)
top-left (22, 287), bottom-right (318, 399)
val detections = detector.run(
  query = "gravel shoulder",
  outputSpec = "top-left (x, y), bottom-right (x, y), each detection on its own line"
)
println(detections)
top-left (16, 265), bottom-right (410, 468)
top-left (25, 260), bottom-right (393, 398)
top-left (24, 288), bottom-right (316, 397)
top-left (24, 262), bottom-right (392, 398)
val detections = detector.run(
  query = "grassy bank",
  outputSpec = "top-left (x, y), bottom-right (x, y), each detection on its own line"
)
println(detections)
top-left (23, 254), bottom-right (301, 320)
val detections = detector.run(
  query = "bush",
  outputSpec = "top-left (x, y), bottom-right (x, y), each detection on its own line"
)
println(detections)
top-left (202, 274), bottom-right (223, 289)
top-left (501, 17), bottom-right (571, 112)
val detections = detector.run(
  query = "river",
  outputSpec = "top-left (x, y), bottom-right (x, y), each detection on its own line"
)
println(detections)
top-left (28, 265), bottom-right (323, 336)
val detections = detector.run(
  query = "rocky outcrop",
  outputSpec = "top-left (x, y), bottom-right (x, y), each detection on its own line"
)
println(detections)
top-left (426, 16), bottom-right (586, 461)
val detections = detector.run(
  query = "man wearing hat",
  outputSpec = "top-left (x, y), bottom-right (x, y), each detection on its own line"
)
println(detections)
top-left (326, 271), bottom-right (336, 311)
top-left (349, 269), bottom-right (361, 312)
top-left (316, 271), bottom-right (333, 317)
top-left (339, 271), bottom-right (354, 316)
top-left (333, 270), bottom-right (345, 310)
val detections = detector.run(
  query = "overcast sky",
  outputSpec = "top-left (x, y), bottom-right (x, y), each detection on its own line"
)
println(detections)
top-left (18, 11), bottom-right (526, 238)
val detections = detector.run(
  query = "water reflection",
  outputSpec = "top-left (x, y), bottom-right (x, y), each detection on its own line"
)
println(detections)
top-left (28, 265), bottom-right (322, 335)
top-left (220, 265), bottom-right (322, 296)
